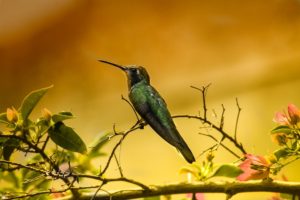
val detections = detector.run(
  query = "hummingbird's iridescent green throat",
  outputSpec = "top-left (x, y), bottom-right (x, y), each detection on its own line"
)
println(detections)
top-left (99, 60), bottom-right (195, 163)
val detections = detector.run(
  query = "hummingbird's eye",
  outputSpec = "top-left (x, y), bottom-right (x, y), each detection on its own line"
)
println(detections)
top-left (132, 68), bottom-right (138, 73)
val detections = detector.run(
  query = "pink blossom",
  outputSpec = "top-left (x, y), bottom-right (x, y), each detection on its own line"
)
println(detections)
top-left (186, 193), bottom-right (205, 200)
top-left (273, 112), bottom-right (289, 125)
top-left (267, 194), bottom-right (284, 200)
top-left (274, 104), bottom-right (300, 126)
top-left (237, 154), bottom-right (271, 181)
top-left (287, 103), bottom-right (300, 125)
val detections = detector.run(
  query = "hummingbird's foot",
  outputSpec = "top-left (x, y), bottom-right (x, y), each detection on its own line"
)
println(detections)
top-left (138, 119), bottom-right (145, 129)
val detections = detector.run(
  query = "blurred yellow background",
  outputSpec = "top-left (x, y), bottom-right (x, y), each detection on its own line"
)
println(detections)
top-left (1, 0), bottom-right (300, 199)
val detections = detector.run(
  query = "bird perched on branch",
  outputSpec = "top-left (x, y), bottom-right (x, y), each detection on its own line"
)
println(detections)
top-left (99, 60), bottom-right (195, 163)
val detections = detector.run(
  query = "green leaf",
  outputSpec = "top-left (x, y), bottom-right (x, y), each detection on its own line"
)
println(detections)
top-left (19, 85), bottom-right (53, 120)
top-left (0, 112), bottom-right (9, 124)
top-left (88, 132), bottom-right (110, 158)
top-left (274, 148), bottom-right (290, 160)
top-left (3, 171), bottom-right (21, 188)
top-left (144, 197), bottom-right (160, 200)
top-left (271, 126), bottom-right (292, 134)
top-left (211, 164), bottom-right (243, 178)
top-left (0, 137), bottom-right (9, 146)
top-left (48, 122), bottom-right (87, 154)
top-left (52, 111), bottom-right (74, 123)
top-left (280, 193), bottom-right (293, 200)
top-left (3, 138), bottom-right (20, 160)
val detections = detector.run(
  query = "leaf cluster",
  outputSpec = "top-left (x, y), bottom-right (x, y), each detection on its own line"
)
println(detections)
top-left (0, 86), bottom-right (109, 199)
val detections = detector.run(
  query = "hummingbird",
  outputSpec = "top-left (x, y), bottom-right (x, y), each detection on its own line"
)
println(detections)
top-left (99, 60), bottom-right (195, 163)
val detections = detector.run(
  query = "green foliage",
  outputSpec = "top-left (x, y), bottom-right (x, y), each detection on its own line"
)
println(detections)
top-left (1, 86), bottom-right (300, 199)
top-left (2, 138), bottom-right (20, 160)
top-left (181, 160), bottom-right (243, 181)
top-left (88, 132), bottom-right (110, 158)
top-left (0, 86), bottom-right (107, 198)
top-left (271, 125), bottom-right (292, 135)
top-left (180, 151), bottom-right (243, 181)
top-left (210, 164), bottom-right (243, 178)
top-left (52, 111), bottom-right (74, 123)
top-left (144, 197), bottom-right (161, 200)
top-left (280, 193), bottom-right (294, 200)
top-left (0, 112), bottom-right (9, 124)
top-left (0, 86), bottom-right (87, 158)
top-left (48, 122), bottom-right (87, 154)
top-left (273, 148), bottom-right (290, 160)
top-left (19, 85), bottom-right (53, 120)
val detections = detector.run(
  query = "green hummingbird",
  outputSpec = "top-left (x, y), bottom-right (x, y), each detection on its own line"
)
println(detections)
top-left (99, 60), bottom-right (195, 163)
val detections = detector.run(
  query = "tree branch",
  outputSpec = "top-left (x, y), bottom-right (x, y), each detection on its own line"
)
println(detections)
top-left (60, 180), bottom-right (300, 200)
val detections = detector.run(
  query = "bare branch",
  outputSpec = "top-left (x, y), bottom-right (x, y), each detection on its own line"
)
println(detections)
top-left (0, 160), bottom-right (46, 174)
top-left (173, 114), bottom-right (246, 155)
top-left (61, 181), bottom-right (300, 200)
top-left (191, 83), bottom-right (211, 120)
top-left (121, 95), bottom-right (140, 122)
top-left (0, 135), bottom-right (57, 170)
top-left (99, 124), bottom-right (142, 177)
top-left (234, 98), bottom-right (242, 141)
top-left (0, 135), bottom-right (79, 197)
top-left (220, 104), bottom-right (225, 130)
top-left (198, 133), bottom-right (240, 158)
top-left (114, 152), bottom-right (124, 177)
top-left (91, 182), bottom-right (106, 200)
top-left (2, 179), bottom-right (77, 200)
top-left (75, 174), bottom-right (149, 190)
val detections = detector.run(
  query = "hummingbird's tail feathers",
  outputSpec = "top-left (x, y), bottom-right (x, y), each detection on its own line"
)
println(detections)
top-left (176, 141), bottom-right (195, 164)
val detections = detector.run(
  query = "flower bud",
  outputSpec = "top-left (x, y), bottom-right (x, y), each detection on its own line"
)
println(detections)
top-left (6, 107), bottom-right (18, 123)
top-left (206, 151), bottom-right (215, 161)
top-left (267, 154), bottom-right (277, 164)
top-left (42, 108), bottom-right (52, 121)
top-left (271, 133), bottom-right (288, 146)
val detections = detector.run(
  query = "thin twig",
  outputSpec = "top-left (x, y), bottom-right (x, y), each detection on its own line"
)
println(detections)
top-left (121, 95), bottom-right (140, 122)
top-left (0, 135), bottom-right (79, 197)
top-left (0, 135), bottom-right (57, 170)
top-left (220, 104), bottom-right (225, 130)
top-left (198, 133), bottom-right (240, 158)
top-left (234, 98), bottom-right (242, 141)
top-left (91, 182), bottom-right (106, 200)
top-left (114, 152), bottom-right (124, 177)
top-left (173, 114), bottom-right (246, 155)
top-left (41, 135), bottom-right (50, 152)
top-left (191, 84), bottom-right (211, 120)
top-left (99, 125), bottom-right (141, 177)
top-left (75, 174), bottom-right (149, 190)
top-left (0, 160), bottom-right (47, 174)
top-left (1, 179), bottom-right (76, 200)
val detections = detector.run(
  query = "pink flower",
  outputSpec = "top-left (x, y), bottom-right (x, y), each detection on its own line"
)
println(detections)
top-left (273, 112), bottom-right (289, 125)
top-left (186, 193), bottom-right (205, 200)
top-left (237, 154), bottom-right (271, 181)
top-left (287, 103), bottom-right (300, 125)
top-left (268, 194), bottom-right (284, 200)
top-left (274, 104), bottom-right (300, 126)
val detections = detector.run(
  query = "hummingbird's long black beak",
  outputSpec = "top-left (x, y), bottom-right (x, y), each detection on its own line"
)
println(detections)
top-left (98, 60), bottom-right (127, 71)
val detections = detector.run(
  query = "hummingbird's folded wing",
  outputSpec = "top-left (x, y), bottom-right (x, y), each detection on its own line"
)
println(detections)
top-left (129, 83), bottom-right (195, 163)
top-left (130, 84), bottom-right (184, 145)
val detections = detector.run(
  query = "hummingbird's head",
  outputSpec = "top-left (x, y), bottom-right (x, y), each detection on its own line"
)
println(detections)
top-left (99, 60), bottom-right (150, 89)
